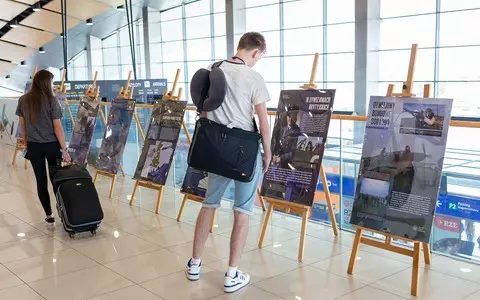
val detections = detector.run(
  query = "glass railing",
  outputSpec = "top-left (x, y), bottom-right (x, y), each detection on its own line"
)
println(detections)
top-left (2, 96), bottom-right (480, 263)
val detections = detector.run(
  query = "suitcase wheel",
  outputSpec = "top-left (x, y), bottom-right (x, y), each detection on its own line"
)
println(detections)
top-left (90, 229), bottom-right (97, 235)
top-left (68, 232), bottom-right (75, 239)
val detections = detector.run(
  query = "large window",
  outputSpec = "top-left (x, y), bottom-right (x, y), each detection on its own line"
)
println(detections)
top-left (243, 0), bottom-right (355, 111)
top-left (373, 1), bottom-right (480, 118)
top-left (97, 21), bottom-right (145, 81)
top-left (66, 50), bottom-right (88, 81)
top-left (148, 0), bottom-right (227, 102)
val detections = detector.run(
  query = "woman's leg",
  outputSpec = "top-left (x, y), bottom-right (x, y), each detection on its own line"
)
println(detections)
top-left (45, 142), bottom-right (62, 195)
top-left (28, 143), bottom-right (52, 216)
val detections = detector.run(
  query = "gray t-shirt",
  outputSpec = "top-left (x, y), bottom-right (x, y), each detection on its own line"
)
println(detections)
top-left (206, 61), bottom-right (270, 131)
top-left (15, 95), bottom-right (63, 143)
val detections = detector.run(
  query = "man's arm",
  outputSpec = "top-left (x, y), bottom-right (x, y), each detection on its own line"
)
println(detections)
top-left (255, 103), bottom-right (271, 173)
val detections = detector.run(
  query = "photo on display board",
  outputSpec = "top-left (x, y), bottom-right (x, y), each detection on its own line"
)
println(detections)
top-left (95, 98), bottom-right (136, 174)
top-left (260, 89), bottom-right (335, 207)
top-left (67, 95), bottom-right (100, 165)
top-left (181, 166), bottom-right (209, 198)
top-left (133, 100), bottom-right (187, 185)
top-left (349, 96), bottom-right (453, 243)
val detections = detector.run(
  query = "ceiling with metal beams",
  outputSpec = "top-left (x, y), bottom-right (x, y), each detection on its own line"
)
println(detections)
top-left (0, 0), bottom-right (191, 92)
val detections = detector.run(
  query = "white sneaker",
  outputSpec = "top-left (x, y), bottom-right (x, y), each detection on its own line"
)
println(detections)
top-left (224, 269), bottom-right (250, 293)
top-left (185, 258), bottom-right (201, 281)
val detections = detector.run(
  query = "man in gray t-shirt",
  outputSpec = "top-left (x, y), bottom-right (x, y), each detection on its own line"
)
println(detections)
top-left (186, 32), bottom-right (272, 294)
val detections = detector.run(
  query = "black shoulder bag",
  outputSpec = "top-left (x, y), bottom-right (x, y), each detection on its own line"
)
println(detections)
top-left (187, 57), bottom-right (262, 182)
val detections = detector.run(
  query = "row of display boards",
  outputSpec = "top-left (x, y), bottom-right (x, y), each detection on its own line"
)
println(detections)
top-left (11, 45), bottom-right (455, 297)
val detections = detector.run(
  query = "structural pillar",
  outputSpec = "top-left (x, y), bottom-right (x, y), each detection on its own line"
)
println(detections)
top-left (354, 0), bottom-right (380, 143)
top-left (225, 0), bottom-right (246, 57)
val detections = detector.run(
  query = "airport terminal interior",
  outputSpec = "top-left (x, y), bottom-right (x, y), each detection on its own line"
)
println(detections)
top-left (2, 0), bottom-right (480, 299)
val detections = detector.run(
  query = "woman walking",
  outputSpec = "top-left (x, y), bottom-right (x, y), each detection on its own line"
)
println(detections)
top-left (16, 70), bottom-right (71, 223)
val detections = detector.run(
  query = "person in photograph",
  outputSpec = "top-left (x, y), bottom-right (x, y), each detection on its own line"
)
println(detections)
top-left (272, 110), bottom-right (301, 168)
top-left (187, 32), bottom-right (271, 293)
top-left (15, 70), bottom-right (71, 224)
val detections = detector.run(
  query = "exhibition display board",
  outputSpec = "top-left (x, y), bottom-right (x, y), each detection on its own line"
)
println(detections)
top-left (67, 95), bottom-right (101, 165)
top-left (347, 44), bottom-right (445, 297)
top-left (260, 88), bottom-right (335, 206)
top-left (133, 100), bottom-right (187, 185)
top-left (257, 53), bottom-right (339, 262)
top-left (349, 96), bottom-right (453, 243)
top-left (129, 69), bottom-right (189, 213)
top-left (95, 98), bottom-right (136, 174)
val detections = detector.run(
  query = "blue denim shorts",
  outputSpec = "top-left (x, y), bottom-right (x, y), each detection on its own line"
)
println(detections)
top-left (202, 150), bottom-right (262, 215)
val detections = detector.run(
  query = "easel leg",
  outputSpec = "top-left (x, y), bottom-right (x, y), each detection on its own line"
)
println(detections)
top-left (257, 189), bottom-right (266, 212)
top-left (182, 121), bottom-right (191, 144)
top-left (411, 242), bottom-right (421, 296)
top-left (258, 203), bottom-right (274, 249)
top-left (298, 209), bottom-right (310, 262)
top-left (422, 242), bottom-right (431, 265)
top-left (320, 165), bottom-right (338, 236)
top-left (210, 209), bottom-right (216, 233)
top-left (109, 175), bottom-right (116, 199)
top-left (93, 171), bottom-right (99, 184)
top-left (12, 148), bottom-right (18, 166)
top-left (119, 163), bottom-right (125, 177)
top-left (23, 157), bottom-right (27, 169)
top-left (155, 186), bottom-right (164, 214)
top-left (177, 194), bottom-right (189, 222)
top-left (347, 228), bottom-right (363, 274)
top-left (130, 181), bottom-right (140, 206)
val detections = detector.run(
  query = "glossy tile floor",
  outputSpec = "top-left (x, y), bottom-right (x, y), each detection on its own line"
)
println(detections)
top-left (1, 146), bottom-right (480, 299)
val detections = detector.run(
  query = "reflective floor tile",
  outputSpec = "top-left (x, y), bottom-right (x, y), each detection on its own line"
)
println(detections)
top-left (137, 223), bottom-right (196, 248)
top-left (29, 265), bottom-right (134, 300)
top-left (255, 266), bottom-right (365, 300)
top-left (86, 285), bottom-right (163, 300)
top-left (0, 285), bottom-right (44, 299)
top-left (311, 250), bottom-right (410, 284)
top-left (0, 264), bottom-right (23, 290)
top-left (5, 248), bottom-right (98, 283)
top-left (0, 235), bottom-right (69, 263)
top-left (104, 249), bottom-right (186, 283)
top-left (208, 249), bottom-right (300, 283)
top-left (141, 267), bottom-right (225, 300)
top-left (372, 267), bottom-right (480, 300)
top-left (262, 235), bottom-right (351, 264)
top-left (73, 233), bottom-right (160, 263)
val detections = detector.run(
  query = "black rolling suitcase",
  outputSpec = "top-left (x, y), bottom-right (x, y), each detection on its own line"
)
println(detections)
top-left (50, 164), bottom-right (104, 238)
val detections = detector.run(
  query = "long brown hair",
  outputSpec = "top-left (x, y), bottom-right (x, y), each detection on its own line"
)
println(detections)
top-left (23, 69), bottom-right (55, 124)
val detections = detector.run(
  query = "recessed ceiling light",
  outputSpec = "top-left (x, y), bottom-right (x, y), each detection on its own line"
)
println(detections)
top-left (113, 230), bottom-right (120, 238)
top-left (9, 20), bottom-right (18, 28)
top-left (460, 268), bottom-right (473, 273)
top-left (17, 233), bottom-right (25, 237)
top-left (86, 18), bottom-right (93, 26)
top-left (117, 5), bottom-right (125, 11)
top-left (39, 47), bottom-right (45, 54)
top-left (32, 3), bottom-right (41, 12)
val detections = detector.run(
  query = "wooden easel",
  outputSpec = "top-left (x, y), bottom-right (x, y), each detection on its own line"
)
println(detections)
top-left (129, 69), bottom-right (184, 214)
top-left (12, 66), bottom-right (38, 169)
top-left (347, 44), bottom-right (432, 297)
top-left (258, 53), bottom-right (339, 262)
top-left (93, 72), bottom-right (134, 198)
